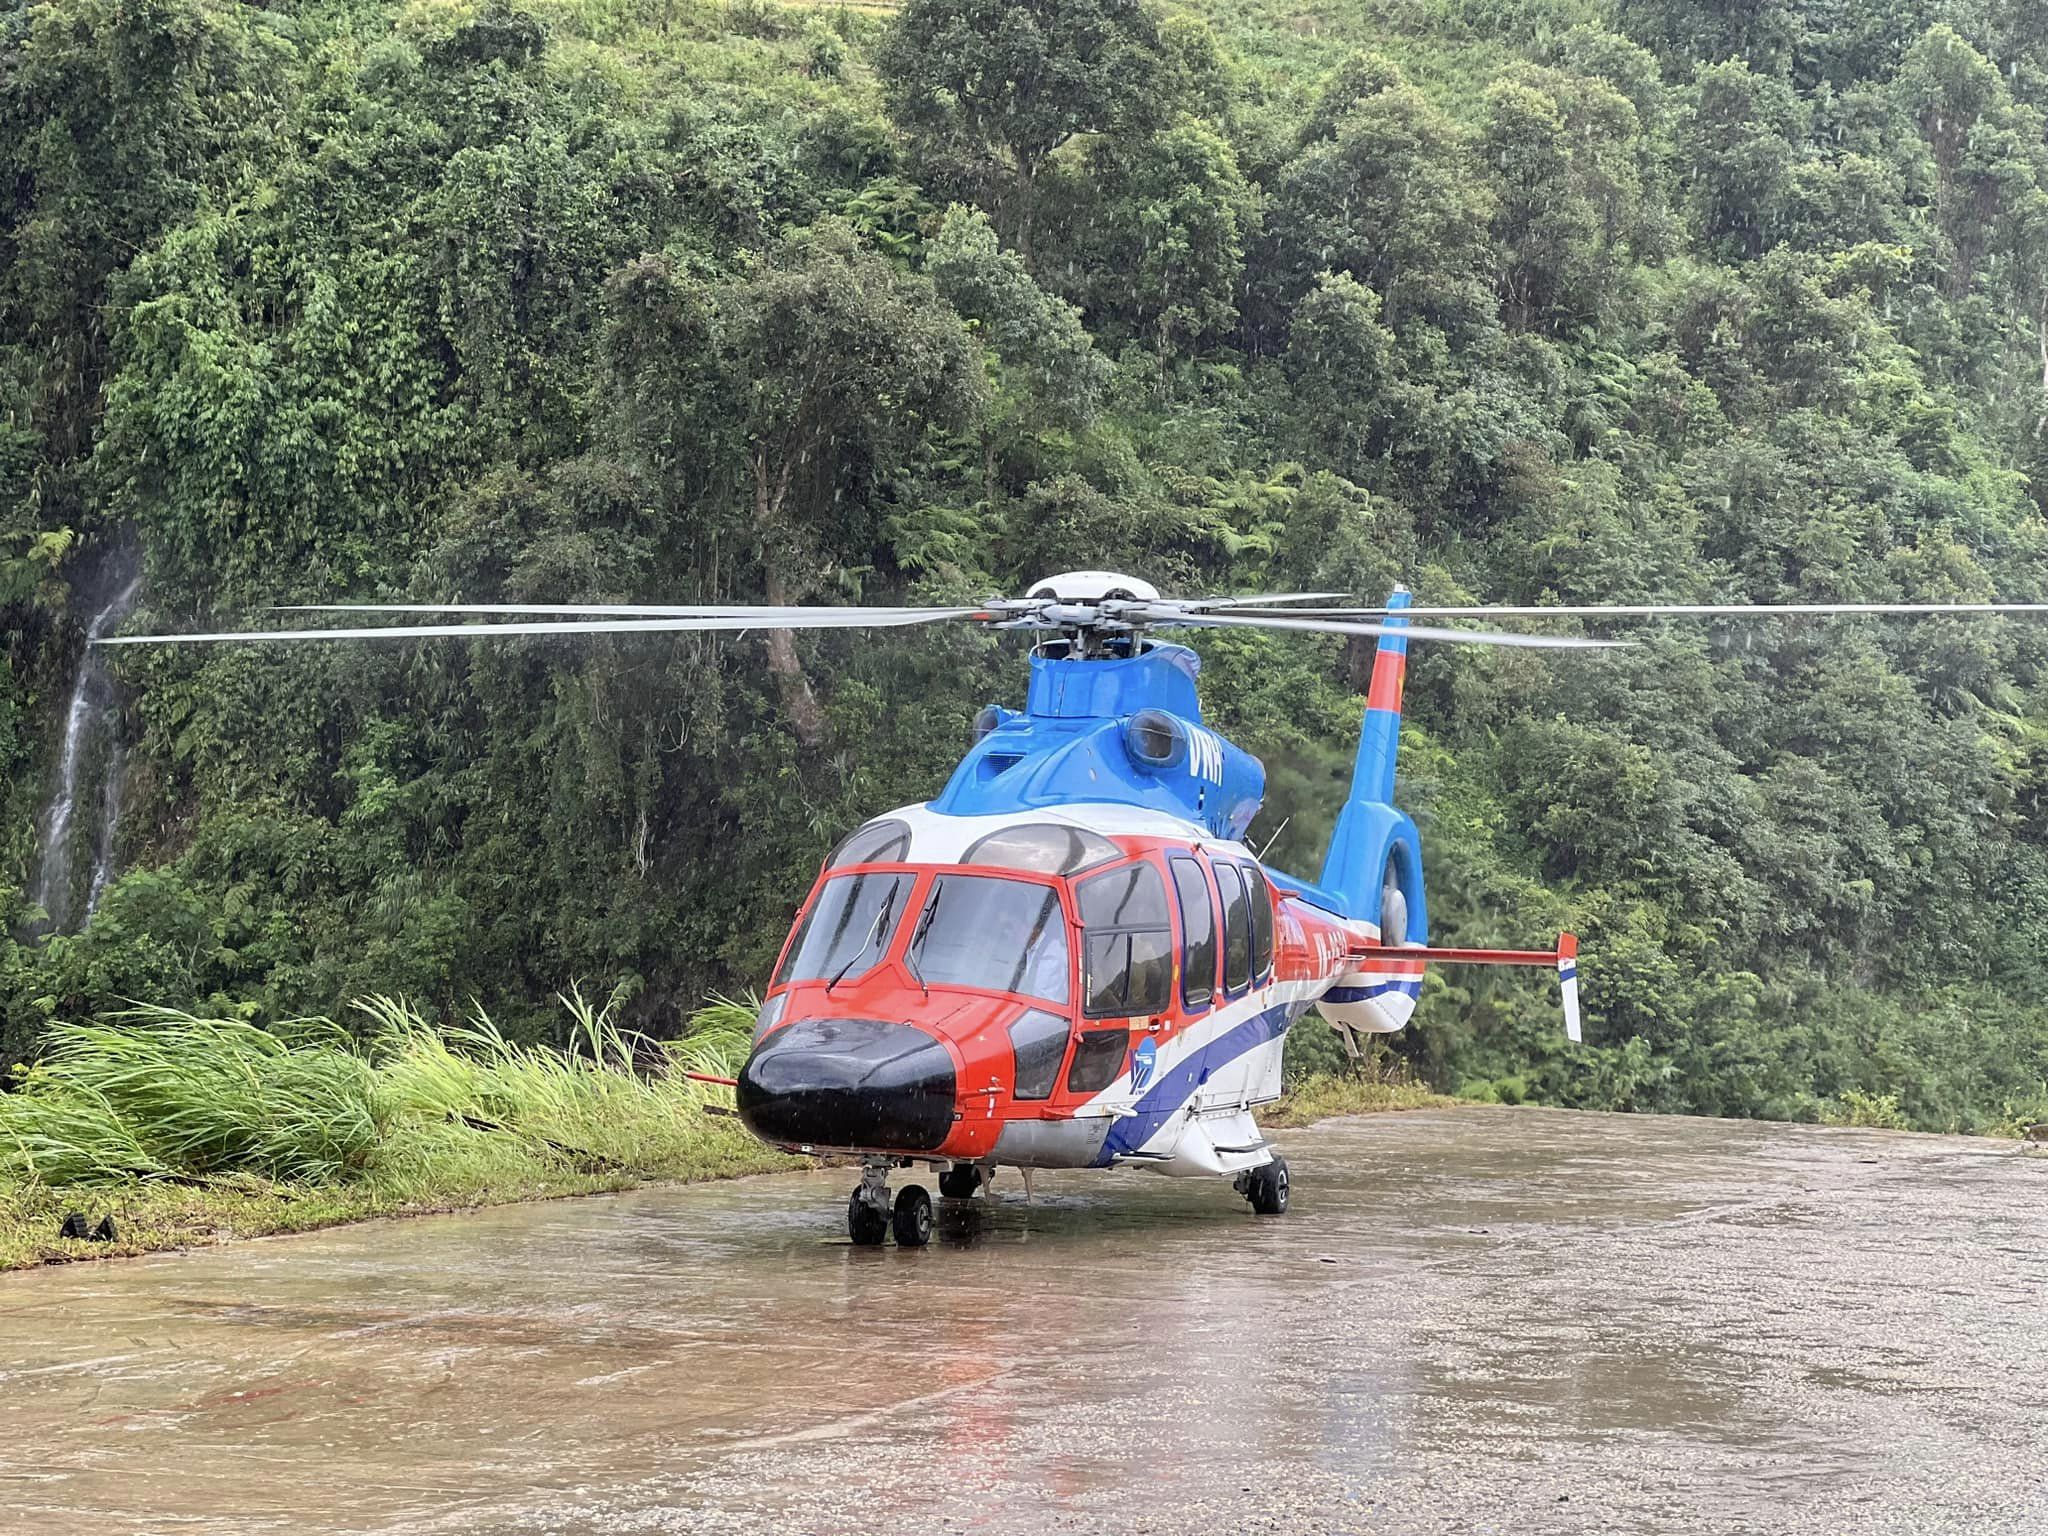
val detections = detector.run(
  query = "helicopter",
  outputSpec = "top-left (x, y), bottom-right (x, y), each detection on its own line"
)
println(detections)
top-left (104, 572), bottom-right (2048, 1246)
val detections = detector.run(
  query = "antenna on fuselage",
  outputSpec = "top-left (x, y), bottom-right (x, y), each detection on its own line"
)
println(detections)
top-left (1254, 816), bottom-right (1291, 862)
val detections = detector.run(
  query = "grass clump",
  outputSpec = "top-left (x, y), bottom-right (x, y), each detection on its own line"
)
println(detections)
top-left (1264, 1029), bottom-right (1462, 1128)
top-left (0, 991), bottom-right (792, 1269)
top-left (1259, 1073), bottom-right (1459, 1128)
top-left (2, 1013), bottom-right (385, 1186)
top-left (1818, 1089), bottom-right (1912, 1131)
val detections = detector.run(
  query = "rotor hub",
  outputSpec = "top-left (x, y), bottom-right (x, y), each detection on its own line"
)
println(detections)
top-left (1023, 571), bottom-right (1161, 605)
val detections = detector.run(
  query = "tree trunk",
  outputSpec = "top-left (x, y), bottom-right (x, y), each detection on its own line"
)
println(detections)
top-left (2037, 308), bottom-right (2047, 438)
top-left (1010, 154), bottom-right (1038, 267)
top-left (755, 462), bottom-right (827, 749)
top-left (761, 561), bottom-right (826, 749)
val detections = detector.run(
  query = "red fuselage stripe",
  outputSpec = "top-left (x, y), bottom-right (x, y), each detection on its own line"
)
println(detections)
top-left (1364, 651), bottom-right (1407, 714)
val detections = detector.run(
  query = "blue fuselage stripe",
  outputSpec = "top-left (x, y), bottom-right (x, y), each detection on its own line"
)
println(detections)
top-left (1322, 980), bottom-right (1422, 1005)
top-left (1095, 1000), bottom-right (1304, 1164)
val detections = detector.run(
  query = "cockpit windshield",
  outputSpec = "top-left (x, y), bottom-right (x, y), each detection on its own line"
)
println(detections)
top-left (776, 871), bottom-right (913, 986)
top-left (904, 875), bottom-right (1070, 1003)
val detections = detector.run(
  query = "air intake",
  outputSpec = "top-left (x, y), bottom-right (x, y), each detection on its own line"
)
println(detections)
top-left (1124, 709), bottom-right (1187, 771)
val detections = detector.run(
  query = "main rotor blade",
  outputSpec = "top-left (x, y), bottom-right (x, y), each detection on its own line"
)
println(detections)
top-left (1222, 601), bottom-right (2048, 620)
top-left (98, 609), bottom-right (983, 645)
top-left (274, 602), bottom-right (965, 619)
top-left (1164, 591), bottom-right (1347, 609)
top-left (1160, 613), bottom-right (1628, 650)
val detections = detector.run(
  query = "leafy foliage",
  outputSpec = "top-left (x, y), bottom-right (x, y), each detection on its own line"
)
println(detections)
top-left (3, 0), bottom-right (2048, 1138)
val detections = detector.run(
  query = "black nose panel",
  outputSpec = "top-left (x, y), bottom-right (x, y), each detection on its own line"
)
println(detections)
top-left (736, 1018), bottom-right (956, 1153)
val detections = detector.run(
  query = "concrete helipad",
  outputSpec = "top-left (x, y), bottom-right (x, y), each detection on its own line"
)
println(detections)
top-left (4, 1106), bottom-right (2046, 1534)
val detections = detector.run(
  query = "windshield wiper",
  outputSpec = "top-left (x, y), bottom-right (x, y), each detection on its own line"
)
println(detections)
top-left (904, 881), bottom-right (944, 1001)
top-left (827, 891), bottom-right (895, 994)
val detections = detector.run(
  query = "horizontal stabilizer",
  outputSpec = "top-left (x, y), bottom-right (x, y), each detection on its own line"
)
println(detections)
top-left (1348, 934), bottom-right (1583, 1042)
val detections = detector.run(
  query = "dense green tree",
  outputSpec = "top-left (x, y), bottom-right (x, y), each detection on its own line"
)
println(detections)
top-left (1479, 65), bottom-right (1648, 334)
top-left (1540, 24), bottom-right (1668, 126)
top-left (924, 204), bottom-right (1108, 496)
top-left (1678, 60), bottom-right (1807, 260)
top-left (1079, 120), bottom-right (1259, 357)
top-left (1617, 0), bottom-right (1801, 77)
top-left (604, 223), bottom-right (986, 743)
top-left (1267, 55), bottom-right (1495, 332)
top-left (876, 0), bottom-right (1168, 260)
top-left (0, 0), bottom-right (288, 466)
top-left (1894, 25), bottom-right (2048, 300)
top-left (1282, 273), bottom-right (1401, 482)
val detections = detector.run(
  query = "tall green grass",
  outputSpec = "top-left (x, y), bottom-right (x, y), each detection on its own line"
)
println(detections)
top-left (0, 992), bottom-right (763, 1196)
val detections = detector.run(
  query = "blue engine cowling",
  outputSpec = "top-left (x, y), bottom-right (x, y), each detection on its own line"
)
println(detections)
top-left (932, 643), bottom-right (1265, 840)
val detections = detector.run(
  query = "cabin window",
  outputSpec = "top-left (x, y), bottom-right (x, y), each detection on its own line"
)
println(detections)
top-left (903, 875), bottom-right (1070, 1003)
top-left (1246, 866), bottom-right (1275, 979)
top-left (963, 823), bottom-right (1120, 875)
top-left (1216, 862), bottom-right (1252, 993)
top-left (1169, 856), bottom-right (1217, 1010)
top-left (1008, 1008), bottom-right (1071, 1100)
top-left (1077, 861), bottom-right (1174, 1018)
top-left (826, 817), bottom-right (911, 869)
top-left (775, 871), bottom-right (913, 986)
top-left (1066, 1028), bottom-right (1128, 1094)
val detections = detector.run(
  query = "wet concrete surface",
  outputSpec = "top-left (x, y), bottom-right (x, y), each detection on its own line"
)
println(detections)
top-left (3, 1106), bottom-right (2047, 1534)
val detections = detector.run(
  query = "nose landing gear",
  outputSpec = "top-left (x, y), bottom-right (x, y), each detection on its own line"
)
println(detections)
top-left (847, 1161), bottom-right (934, 1247)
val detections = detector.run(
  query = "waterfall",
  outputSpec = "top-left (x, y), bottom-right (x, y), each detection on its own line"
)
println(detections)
top-left (28, 573), bottom-right (140, 935)
top-left (85, 731), bottom-right (128, 919)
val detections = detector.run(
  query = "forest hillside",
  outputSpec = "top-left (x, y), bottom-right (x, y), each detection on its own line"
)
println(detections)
top-left (6, 0), bottom-right (2048, 1131)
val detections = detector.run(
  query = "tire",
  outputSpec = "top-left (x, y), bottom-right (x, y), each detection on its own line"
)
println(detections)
top-left (1247, 1156), bottom-right (1289, 1216)
top-left (848, 1190), bottom-right (888, 1246)
top-left (938, 1164), bottom-right (981, 1200)
top-left (892, 1184), bottom-right (934, 1247)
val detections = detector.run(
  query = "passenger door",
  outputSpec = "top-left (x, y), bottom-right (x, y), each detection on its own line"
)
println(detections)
top-left (1197, 860), bottom-right (1283, 1107)
top-left (1058, 860), bottom-right (1175, 1115)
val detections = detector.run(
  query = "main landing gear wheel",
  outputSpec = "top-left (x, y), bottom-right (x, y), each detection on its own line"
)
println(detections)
top-left (893, 1185), bottom-right (933, 1247)
top-left (849, 1162), bottom-right (893, 1245)
top-left (938, 1164), bottom-right (982, 1200)
top-left (1242, 1157), bottom-right (1289, 1216)
top-left (848, 1189), bottom-right (889, 1246)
